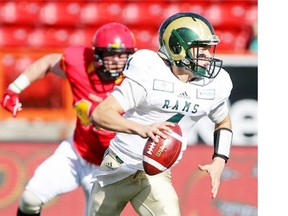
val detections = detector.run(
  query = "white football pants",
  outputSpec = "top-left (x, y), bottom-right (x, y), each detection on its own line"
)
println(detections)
top-left (19, 138), bottom-right (98, 216)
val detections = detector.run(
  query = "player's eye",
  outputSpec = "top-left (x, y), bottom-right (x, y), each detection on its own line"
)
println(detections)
top-left (197, 53), bottom-right (206, 58)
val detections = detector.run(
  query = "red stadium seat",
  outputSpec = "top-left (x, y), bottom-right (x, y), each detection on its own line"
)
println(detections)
top-left (131, 27), bottom-right (159, 51)
top-left (245, 5), bottom-right (258, 26)
top-left (216, 29), bottom-right (251, 52)
top-left (0, 0), bottom-right (257, 54)
top-left (204, 3), bottom-right (250, 28)
top-left (0, 1), bottom-right (42, 25)
top-left (0, 27), bottom-right (30, 47)
top-left (38, 2), bottom-right (82, 27)
top-left (27, 28), bottom-right (90, 48)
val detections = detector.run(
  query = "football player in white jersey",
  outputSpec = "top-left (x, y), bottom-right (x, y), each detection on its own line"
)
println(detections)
top-left (88, 12), bottom-right (233, 216)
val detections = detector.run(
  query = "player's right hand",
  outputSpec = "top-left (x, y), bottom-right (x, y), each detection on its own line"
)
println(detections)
top-left (0, 89), bottom-right (22, 117)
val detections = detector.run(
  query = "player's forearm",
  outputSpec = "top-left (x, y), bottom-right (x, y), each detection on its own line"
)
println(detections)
top-left (90, 95), bottom-right (143, 136)
top-left (7, 54), bottom-right (64, 95)
top-left (213, 114), bottom-right (233, 163)
top-left (90, 108), bottom-right (142, 136)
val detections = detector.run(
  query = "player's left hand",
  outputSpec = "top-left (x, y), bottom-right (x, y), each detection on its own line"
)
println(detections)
top-left (198, 157), bottom-right (225, 199)
top-left (1, 89), bottom-right (22, 117)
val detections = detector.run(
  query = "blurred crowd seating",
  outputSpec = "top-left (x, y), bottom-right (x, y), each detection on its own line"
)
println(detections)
top-left (0, 0), bottom-right (257, 52)
top-left (0, 0), bottom-right (257, 128)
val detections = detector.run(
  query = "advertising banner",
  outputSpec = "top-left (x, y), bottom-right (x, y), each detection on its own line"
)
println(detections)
top-left (0, 143), bottom-right (257, 216)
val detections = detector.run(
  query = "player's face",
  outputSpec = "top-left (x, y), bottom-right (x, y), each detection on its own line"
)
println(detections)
top-left (190, 45), bottom-right (212, 68)
top-left (103, 52), bottom-right (129, 73)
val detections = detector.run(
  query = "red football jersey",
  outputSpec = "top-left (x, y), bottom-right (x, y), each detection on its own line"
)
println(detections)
top-left (62, 46), bottom-right (123, 165)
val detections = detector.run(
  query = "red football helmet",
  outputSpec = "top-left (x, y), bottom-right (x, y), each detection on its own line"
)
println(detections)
top-left (92, 22), bottom-right (136, 81)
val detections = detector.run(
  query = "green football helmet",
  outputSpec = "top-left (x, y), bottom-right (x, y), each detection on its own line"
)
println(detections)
top-left (158, 12), bottom-right (223, 79)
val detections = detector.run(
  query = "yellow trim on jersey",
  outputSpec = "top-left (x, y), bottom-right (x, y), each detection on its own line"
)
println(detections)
top-left (87, 62), bottom-right (95, 74)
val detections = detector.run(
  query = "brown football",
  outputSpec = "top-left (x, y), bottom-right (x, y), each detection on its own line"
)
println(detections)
top-left (143, 124), bottom-right (182, 175)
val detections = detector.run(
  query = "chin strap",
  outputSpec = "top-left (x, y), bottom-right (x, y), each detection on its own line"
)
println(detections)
top-left (212, 128), bottom-right (233, 163)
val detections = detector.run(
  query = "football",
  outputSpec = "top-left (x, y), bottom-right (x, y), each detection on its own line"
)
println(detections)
top-left (142, 124), bottom-right (182, 175)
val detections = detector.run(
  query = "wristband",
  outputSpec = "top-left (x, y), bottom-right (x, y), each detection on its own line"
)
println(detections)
top-left (8, 74), bottom-right (30, 94)
top-left (212, 128), bottom-right (233, 163)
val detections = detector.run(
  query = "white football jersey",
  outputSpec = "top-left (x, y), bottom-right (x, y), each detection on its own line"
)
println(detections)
top-left (109, 49), bottom-right (232, 171)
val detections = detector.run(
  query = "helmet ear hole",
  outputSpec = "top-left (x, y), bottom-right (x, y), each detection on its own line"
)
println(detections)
top-left (170, 43), bottom-right (182, 55)
top-left (93, 53), bottom-right (103, 69)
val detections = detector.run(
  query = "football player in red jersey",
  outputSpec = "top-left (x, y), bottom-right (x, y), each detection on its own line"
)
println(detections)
top-left (0, 22), bottom-right (136, 216)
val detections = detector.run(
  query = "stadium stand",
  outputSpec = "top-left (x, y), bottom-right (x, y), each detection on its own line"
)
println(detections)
top-left (0, 0), bottom-right (257, 140)
top-left (0, 0), bottom-right (257, 51)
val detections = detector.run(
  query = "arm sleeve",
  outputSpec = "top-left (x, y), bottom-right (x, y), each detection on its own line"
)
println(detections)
top-left (208, 100), bottom-right (229, 124)
top-left (111, 78), bottom-right (147, 112)
top-left (208, 68), bottom-right (232, 123)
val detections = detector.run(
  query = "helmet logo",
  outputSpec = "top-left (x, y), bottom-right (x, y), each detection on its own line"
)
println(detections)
top-left (109, 38), bottom-right (125, 49)
top-left (110, 43), bottom-right (122, 48)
